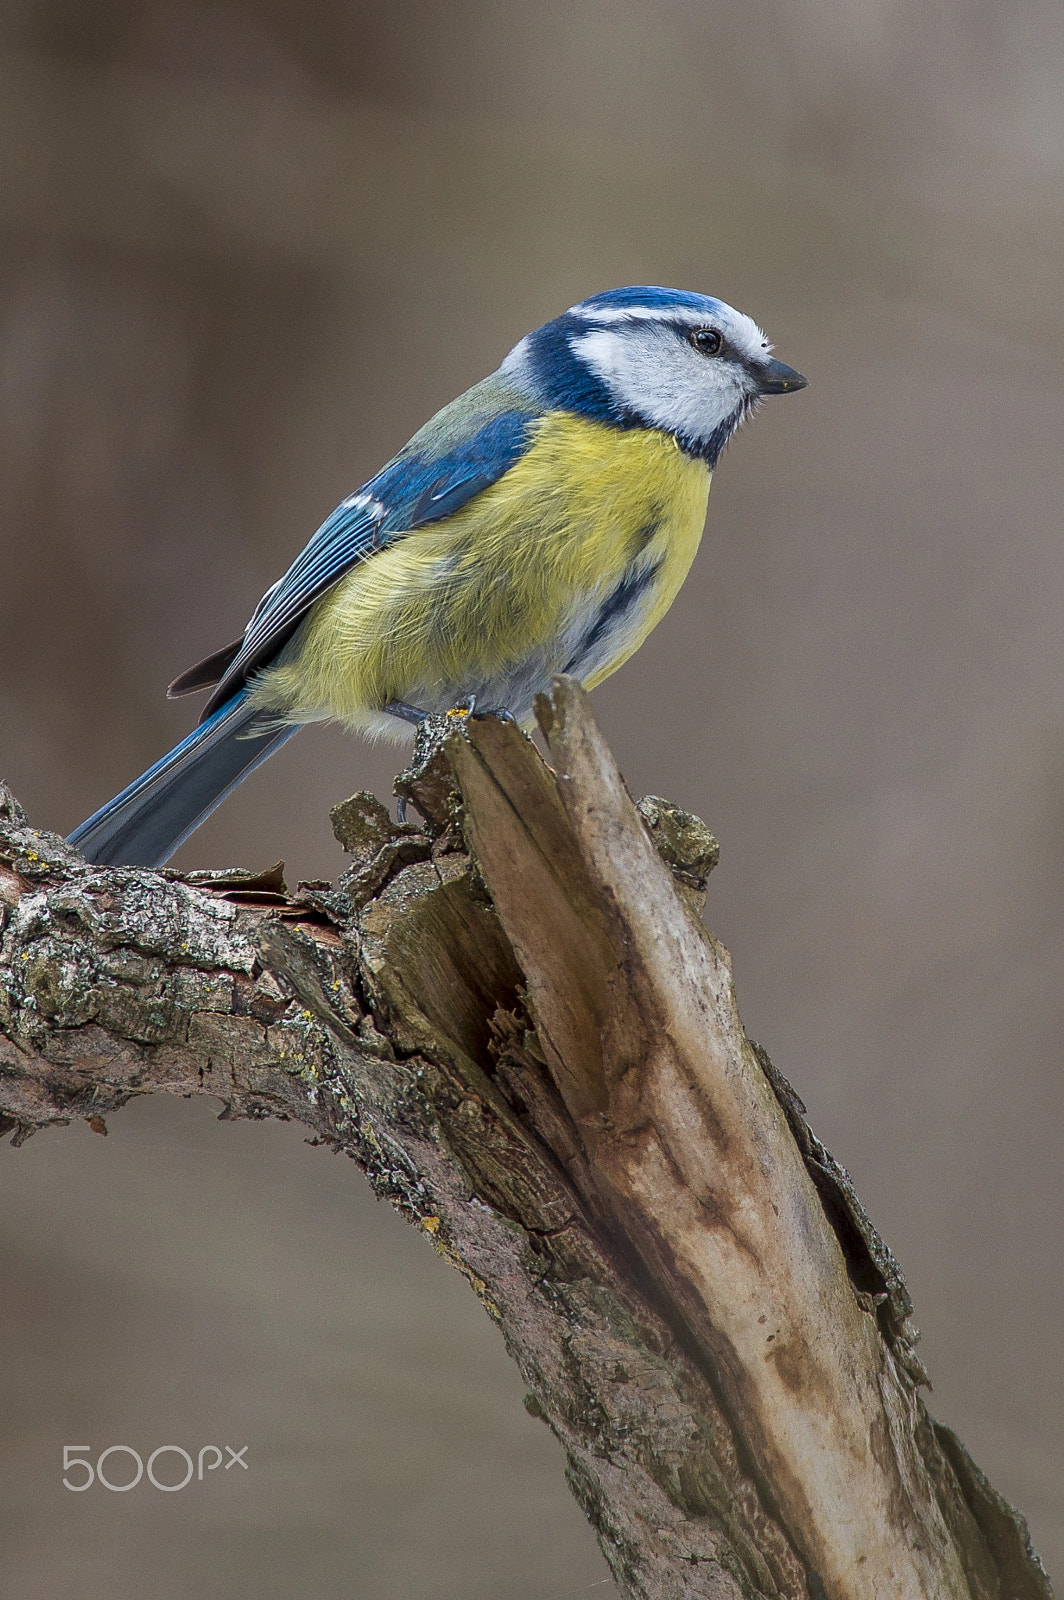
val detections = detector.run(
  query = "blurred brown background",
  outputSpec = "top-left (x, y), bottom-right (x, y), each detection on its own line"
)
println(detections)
top-left (1, 1), bottom-right (1063, 1594)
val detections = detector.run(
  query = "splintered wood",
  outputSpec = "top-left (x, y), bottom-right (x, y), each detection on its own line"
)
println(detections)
top-left (448, 681), bottom-right (1027, 1600)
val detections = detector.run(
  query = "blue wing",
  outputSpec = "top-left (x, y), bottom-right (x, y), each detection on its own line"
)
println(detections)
top-left (197, 404), bottom-right (535, 718)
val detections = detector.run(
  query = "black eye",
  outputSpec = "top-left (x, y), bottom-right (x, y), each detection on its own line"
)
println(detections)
top-left (689, 328), bottom-right (723, 355)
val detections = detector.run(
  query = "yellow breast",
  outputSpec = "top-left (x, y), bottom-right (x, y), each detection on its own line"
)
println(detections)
top-left (252, 412), bottom-right (711, 728)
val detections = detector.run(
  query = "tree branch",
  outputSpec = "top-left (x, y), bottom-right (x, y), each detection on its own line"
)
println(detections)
top-left (0, 681), bottom-right (1052, 1600)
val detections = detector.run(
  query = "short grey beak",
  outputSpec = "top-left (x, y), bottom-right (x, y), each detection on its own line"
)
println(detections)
top-left (754, 357), bottom-right (808, 396)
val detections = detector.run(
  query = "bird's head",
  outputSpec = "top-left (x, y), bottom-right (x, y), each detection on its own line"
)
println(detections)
top-left (502, 285), bottom-right (807, 466)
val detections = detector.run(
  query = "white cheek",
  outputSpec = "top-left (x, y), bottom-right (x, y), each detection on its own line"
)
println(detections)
top-left (574, 327), bottom-right (746, 440)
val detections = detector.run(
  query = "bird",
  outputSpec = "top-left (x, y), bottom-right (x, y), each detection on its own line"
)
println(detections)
top-left (69, 285), bottom-right (807, 868)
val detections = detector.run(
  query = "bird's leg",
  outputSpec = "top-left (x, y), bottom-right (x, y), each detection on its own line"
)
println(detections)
top-left (382, 700), bottom-right (431, 726)
top-left (382, 702), bottom-right (432, 821)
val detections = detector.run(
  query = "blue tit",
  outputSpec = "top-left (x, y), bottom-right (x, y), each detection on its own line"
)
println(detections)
top-left (69, 285), bottom-right (806, 867)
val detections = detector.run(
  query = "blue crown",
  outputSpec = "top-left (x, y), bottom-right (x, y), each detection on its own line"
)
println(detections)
top-left (573, 285), bottom-right (725, 317)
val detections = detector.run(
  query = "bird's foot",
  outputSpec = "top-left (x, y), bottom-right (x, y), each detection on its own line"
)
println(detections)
top-left (383, 701), bottom-right (432, 821)
top-left (470, 705), bottom-right (517, 725)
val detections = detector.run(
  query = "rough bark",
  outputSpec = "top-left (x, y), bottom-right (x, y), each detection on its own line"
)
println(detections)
top-left (0, 679), bottom-right (1052, 1600)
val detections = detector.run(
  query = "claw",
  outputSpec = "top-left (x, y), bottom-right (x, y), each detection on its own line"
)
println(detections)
top-left (471, 706), bottom-right (517, 725)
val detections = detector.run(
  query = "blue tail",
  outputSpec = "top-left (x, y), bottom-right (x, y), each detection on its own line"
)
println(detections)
top-left (68, 693), bottom-right (300, 868)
